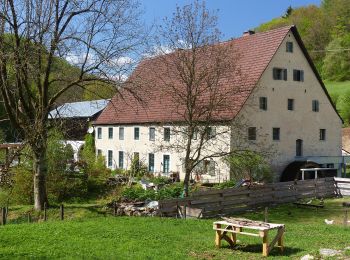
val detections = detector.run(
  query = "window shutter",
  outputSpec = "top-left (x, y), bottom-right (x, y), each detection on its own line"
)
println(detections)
top-left (283, 69), bottom-right (287, 81)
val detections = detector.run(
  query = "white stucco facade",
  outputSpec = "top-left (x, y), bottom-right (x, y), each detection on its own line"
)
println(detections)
top-left (94, 29), bottom-right (342, 182)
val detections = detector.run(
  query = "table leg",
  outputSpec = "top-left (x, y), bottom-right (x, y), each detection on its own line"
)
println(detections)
top-left (262, 231), bottom-right (269, 257)
top-left (278, 227), bottom-right (284, 252)
top-left (215, 223), bottom-right (222, 248)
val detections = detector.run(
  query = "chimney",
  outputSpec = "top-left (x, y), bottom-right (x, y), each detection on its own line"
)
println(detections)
top-left (243, 30), bottom-right (255, 37)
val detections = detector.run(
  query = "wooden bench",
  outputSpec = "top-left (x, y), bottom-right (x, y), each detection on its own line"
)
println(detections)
top-left (213, 218), bottom-right (285, 257)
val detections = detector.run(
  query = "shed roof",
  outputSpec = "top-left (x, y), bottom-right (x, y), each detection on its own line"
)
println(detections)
top-left (49, 99), bottom-right (109, 119)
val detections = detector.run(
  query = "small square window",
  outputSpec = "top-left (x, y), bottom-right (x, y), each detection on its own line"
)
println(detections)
top-left (259, 97), bottom-right (267, 110)
top-left (108, 127), bottom-right (113, 139)
top-left (248, 127), bottom-right (256, 141)
top-left (97, 149), bottom-right (102, 156)
top-left (286, 42), bottom-right (293, 53)
top-left (205, 127), bottom-right (216, 140)
top-left (164, 127), bottom-right (170, 141)
top-left (320, 129), bottom-right (326, 141)
top-left (134, 127), bottom-right (140, 140)
top-left (293, 69), bottom-right (304, 82)
top-left (273, 128), bottom-right (280, 141)
top-left (312, 100), bottom-right (319, 112)
top-left (273, 68), bottom-right (287, 81)
top-left (288, 99), bottom-right (294, 111)
top-left (97, 127), bottom-right (102, 139)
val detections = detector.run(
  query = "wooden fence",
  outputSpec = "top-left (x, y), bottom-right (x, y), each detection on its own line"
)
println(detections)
top-left (159, 177), bottom-right (337, 218)
top-left (335, 177), bottom-right (350, 196)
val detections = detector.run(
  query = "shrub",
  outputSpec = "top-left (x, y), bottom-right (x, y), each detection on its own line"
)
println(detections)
top-left (214, 180), bottom-right (236, 189)
top-left (11, 165), bottom-right (34, 205)
top-left (121, 183), bottom-right (183, 201)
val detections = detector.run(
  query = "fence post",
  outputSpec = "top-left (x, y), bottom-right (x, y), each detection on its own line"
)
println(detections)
top-left (344, 210), bottom-right (348, 228)
top-left (28, 212), bottom-right (31, 223)
top-left (113, 201), bottom-right (117, 216)
top-left (264, 207), bottom-right (268, 223)
top-left (60, 204), bottom-right (64, 220)
top-left (44, 202), bottom-right (47, 221)
top-left (1, 207), bottom-right (6, 225)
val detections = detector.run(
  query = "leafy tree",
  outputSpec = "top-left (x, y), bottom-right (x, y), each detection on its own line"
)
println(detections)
top-left (225, 151), bottom-right (273, 183)
top-left (322, 33), bottom-right (350, 81)
top-left (0, 0), bottom-right (146, 210)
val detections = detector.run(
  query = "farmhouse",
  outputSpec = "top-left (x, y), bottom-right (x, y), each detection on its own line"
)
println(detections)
top-left (93, 25), bottom-right (342, 182)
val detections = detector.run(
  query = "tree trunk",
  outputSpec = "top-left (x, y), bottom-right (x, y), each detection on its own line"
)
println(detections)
top-left (33, 149), bottom-right (48, 211)
top-left (183, 168), bottom-right (191, 197)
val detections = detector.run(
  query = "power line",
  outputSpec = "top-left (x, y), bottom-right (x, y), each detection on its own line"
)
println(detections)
top-left (310, 48), bottom-right (350, 53)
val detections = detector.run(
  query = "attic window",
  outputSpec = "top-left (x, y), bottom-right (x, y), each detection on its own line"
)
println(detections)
top-left (286, 42), bottom-right (293, 53)
top-left (248, 127), bottom-right (256, 141)
top-left (259, 97), bottom-right (267, 110)
top-left (273, 68), bottom-right (287, 81)
top-left (312, 100), bottom-right (319, 112)
top-left (293, 69), bottom-right (304, 82)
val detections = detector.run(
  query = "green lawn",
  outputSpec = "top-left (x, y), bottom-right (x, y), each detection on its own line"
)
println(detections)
top-left (325, 81), bottom-right (350, 97)
top-left (0, 198), bottom-right (350, 259)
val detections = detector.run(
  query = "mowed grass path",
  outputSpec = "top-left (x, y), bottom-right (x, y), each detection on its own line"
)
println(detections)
top-left (0, 199), bottom-right (350, 259)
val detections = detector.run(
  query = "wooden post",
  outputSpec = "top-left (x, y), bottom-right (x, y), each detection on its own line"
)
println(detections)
top-left (262, 231), bottom-right (269, 257)
top-left (344, 210), bottom-right (348, 227)
top-left (264, 207), bottom-right (268, 223)
top-left (28, 212), bottom-right (31, 223)
top-left (215, 223), bottom-right (222, 248)
top-left (278, 227), bottom-right (284, 252)
top-left (60, 204), bottom-right (64, 220)
top-left (113, 201), bottom-right (117, 216)
top-left (1, 207), bottom-right (6, 225)
top-left (44, 202), bottom-right (47, 221)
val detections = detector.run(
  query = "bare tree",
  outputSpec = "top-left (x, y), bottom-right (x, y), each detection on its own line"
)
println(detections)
top-left (149, 1), bottom-right (247, 196)
top-left (0, 0), bottom-right (146, 210)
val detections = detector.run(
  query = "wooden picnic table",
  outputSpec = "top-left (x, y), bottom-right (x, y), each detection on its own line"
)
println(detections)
top-left (213, 218), bottom-right (285, 257)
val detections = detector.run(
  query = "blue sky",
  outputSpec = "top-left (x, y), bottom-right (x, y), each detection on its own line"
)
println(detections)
top-left (142, 0), bottom-right (321, 40)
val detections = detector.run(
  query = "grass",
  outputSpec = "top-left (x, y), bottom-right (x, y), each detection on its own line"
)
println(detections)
top-left (0, 198), bottom-right (350, 259)
top-left (324, 81), bottom-right (350, 97)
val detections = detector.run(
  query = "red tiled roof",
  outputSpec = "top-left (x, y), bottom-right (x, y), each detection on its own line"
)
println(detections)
top-left (95, 26), bottom-right (292, 125)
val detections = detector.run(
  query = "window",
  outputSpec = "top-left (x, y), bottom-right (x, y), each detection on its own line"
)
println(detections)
top-left (206, 127), bottom-right (216, 140)
top-left (312, 100), bottom-right (319, 112)
top-left (107, 150), bottom-right (113, 168)
top-left (108, 127), bottom-right (113, 139)
top-left (149, 127), bottom-right (155, 141)
top-left (296, 139), bottom-right (303, 157)
top-left (286, 41), bottom-right (293, 53)
top-left (273, 128), bottom-right (280, 141)
top-left (164, 127), bottom-right (170, 141)
top-left (118, 151), bottom-right (124, 169)
top-left (204, 159), bottom-right (216, 176)
top-left (288, 99), bottom-right (294, 111)
top-left (320, 129), bottom-right (326, 141)
top-left (273, 68), bottom-right (287, 81)
top-left (97, 127), bottom-right (102, 139)
top-left (259, 97), bottom-right (267, 110)
top-left (163, 155), bottom-right (170, 173)
top-left (248, 127), bottom-right (256, 141)
top-left (148, 153), bottom-right (155, 172)
top-left (133, 152), bottom-right (140, 171)
top-left (192, 128), bottom-right (198, 140)
top-left (134, 127), bottom-right (140, 140)
top-left (119, 127), bottom-right (124, 140)
top-left (293, 69), bottom-right (304, 82)
top-left (97, 149), bottom-right (102, 156)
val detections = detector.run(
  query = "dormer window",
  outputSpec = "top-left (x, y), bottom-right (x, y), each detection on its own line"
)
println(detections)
top-left (286, 42), bottom-right (293, 53)
top-left (293, 69), bottom-right (304, 82)
top-left (273, 68), bottom-right (287, 81)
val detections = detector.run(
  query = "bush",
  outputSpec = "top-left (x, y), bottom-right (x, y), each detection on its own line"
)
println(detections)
top-left (213, 180), bottom-right (236, 189)
top-left (11, 165), bottom-right (34, 205)
top-left (121, 183), bottom-right (183, 201)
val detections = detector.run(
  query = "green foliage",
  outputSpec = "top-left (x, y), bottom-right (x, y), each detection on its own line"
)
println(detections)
top-left (336, 89), bottom-right (350, 126)
top-left (121, 183), bottom-right (183, 201)
top-left (226, 151), bottom-right (273, 183)
top-left (11, 165), bottom-right (34, 205)
top-left (213, 180), bottom-right (236, 189)
top-left (322, 33), bottom-right (350, 81)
